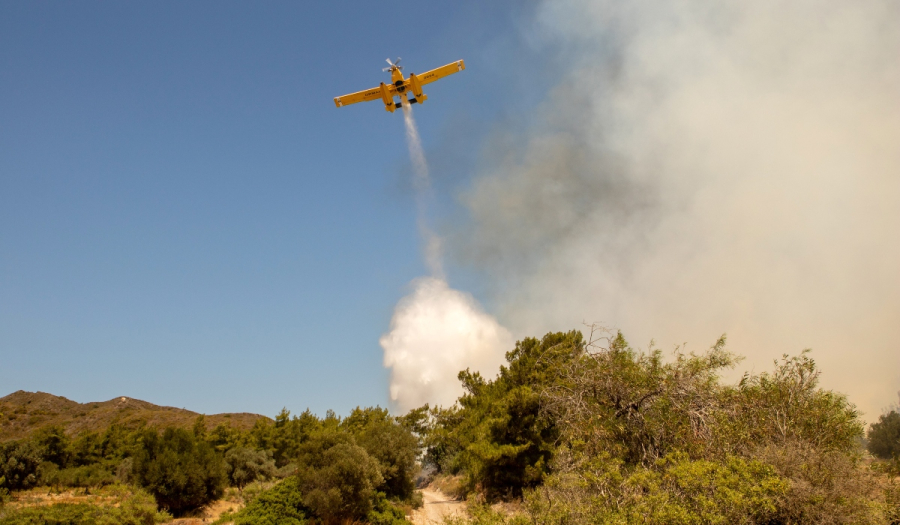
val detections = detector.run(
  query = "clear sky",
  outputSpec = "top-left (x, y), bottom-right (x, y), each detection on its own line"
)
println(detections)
top-left (0, 1), bottom-right (551, 417)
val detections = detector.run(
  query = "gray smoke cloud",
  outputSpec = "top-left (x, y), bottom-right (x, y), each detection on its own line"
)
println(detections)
top-left (455, 0), bottom-right (900, 419)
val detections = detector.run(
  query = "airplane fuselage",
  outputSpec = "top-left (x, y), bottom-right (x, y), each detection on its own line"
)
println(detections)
top-left (379, 66), bottom-right (427, 113)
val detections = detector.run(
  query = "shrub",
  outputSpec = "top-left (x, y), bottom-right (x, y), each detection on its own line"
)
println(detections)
top-left (132, 427), bottom-right (226, 515)
top-left (0, 487), bottom-right (170, 525)
top-left (721, 351), bottom-right (864, 454)
top-left (753, 442), bottom-right (883, 525)
top-left (225, 447), bottom-right (276, 490)
top-left (39, 461), bottom-right (117, 490)
top-left (217, 477), bottom-right (310, 525)
top-left (342, 406), bottom-right (419, 501)
top-left (0, 440), bottom-right (43, 491)
top-left (0, 477), bottom-right (8, 508)
top-left (868, 410), bottom-right (900, 460)
top-left (522, 451), bottom-right (787, 525)
top-left (295, 432), bottom-right (384, 522)
top-left (367, 492), bottom-right (413, 525)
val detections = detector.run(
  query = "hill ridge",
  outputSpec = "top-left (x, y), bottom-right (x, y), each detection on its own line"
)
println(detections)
top-left (0, 390), bottom-right (271, 441)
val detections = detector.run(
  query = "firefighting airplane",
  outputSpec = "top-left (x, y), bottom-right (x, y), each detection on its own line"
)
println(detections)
top-left (333, 58), bottom-right (465, 113)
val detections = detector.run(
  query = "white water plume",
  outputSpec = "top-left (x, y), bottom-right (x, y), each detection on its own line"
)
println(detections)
top-left (381, 105), bottom-right (513, 412)
top-left (381, 277), bottom-right (513, 412)
top-left (401, 105), bottom-right (444, 279)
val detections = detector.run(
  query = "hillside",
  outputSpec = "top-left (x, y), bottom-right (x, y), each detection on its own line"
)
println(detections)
top-left (0, 390), bottom-right (270, 441)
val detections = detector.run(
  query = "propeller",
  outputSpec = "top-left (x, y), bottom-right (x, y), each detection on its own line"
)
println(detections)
top-left (382, 57), bottom-right (403, 72)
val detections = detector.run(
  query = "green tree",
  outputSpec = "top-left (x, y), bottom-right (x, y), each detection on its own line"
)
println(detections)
top-left (70, 431), bottom-right (104, 467)
top-left (428, 331), bottom-right (583, 498)
top-left (0, 440), bottom-right (43, 491)
top-left (868, 410), bottom-right (900, 460)
top-left (209, 422), bottom-right (247, 453)
top-left (294, 430), bottom-right (384, 523)
top-left (33, 426), bottom-right (71, 467)
top-left (132, 427), bottom-right (226, 515)
top-left (342, 406), bottom-right (419, 501)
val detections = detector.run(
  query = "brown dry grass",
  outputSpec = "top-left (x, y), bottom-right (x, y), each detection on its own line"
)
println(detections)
top-left (429, 474), bottom-right (466, 500)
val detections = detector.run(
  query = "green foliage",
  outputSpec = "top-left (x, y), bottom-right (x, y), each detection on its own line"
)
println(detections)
top-left (208, 422), bottom-right (247, 453)
top-left (132, 427), bottom-right (226, 515)
top-left (42, 463), bottom-right (116, 489)
top-left (295, 431), bottom-right (384, 522)
top-left (218, 477), bottom-right (310, 525)
top-left (342, 406), bottom-right (419, 501)
top-left (0, 440), bottom-right (43, 491)
top-left (884, 480), bottom-right (900, 525)
top-left (0, 477), bottom-right (8, 508)
top-left (266, 409), bottom-right (320, 468)
top-left (217, 407), bottom-right (419, 523)
top-left (520, 449), bottom-right (787, 525)
top-left (721, 351), bottom-right (864, 454)
top-left (444, 503), bottom-right (529, 525)
top-left (0, 487), bottom-right (170, 525)
top-left (63, 425), bottom-right (141, 468)
top-left (542, 331), bottom-right (739, 465)
top-left (753, 442), bottom-right (883, 525)
top-left (32, 427), bottom-right (70, 467)
top-left (225, 446), bottom-right (276, 490)
top-left (431, 328), bottom-right (891, 525)
top-left (428, 331), bottom-right (583, 498)
top-left (868, 410), bottom-right (900, 460)
top-left (366, 492), bottom-right (413, 525)
top-left (621, 454), bottom-right (787, 524)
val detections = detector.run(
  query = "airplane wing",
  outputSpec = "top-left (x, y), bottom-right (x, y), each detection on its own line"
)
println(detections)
top-left (334, 84), bottom-right (396, 108)
top-left (416, 60), bottom-right (465, 86)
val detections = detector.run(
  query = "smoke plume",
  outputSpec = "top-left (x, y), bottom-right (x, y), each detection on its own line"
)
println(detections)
top-left (381, 106), bottom-right (513, 412)
top-left (456, 0), bottom-right (900, 419)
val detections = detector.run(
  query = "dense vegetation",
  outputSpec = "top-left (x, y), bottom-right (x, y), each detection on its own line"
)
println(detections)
top-left (421, 328), bottom-right (900, 524)
top-left (0, 404), bottom-right (420, 523)
top-left (0, 391), bottom-right (264, 442)
top-left (2, 327), bottom-right (899, 524)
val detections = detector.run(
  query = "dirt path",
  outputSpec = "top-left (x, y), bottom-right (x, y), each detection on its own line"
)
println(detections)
top-left (161, 499), bottom-right (238, 524)
top-left (410, 488), bottom-right (467, 525)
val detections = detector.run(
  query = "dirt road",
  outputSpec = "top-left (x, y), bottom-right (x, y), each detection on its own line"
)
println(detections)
top-left (410, 488), bottom-right (467, 525)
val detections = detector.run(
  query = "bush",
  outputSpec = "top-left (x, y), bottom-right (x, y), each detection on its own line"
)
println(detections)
top-left (225, 447), bottom-right (276, 490)
top-left (0, 477), bottom-right (8, 508)
top-left (132, 427), bottom-right (226, 515)
top-left (0, 487), bottom-right (170, 525)
top-left (427, 328), bottom-right (890, 524)
top-left (367, 492), bottom-right (413, 525)
top-left (217, 477), bottom-right (310, 525)
top-left (342, 406), bottom-right (419, 501)
top-left (42, 464), bottom-right (116, 489)
top-left (753, 442), bottom-right (883, 525)
top-left (295, 437), bottom-right (384, 522)
top-left (868, 410), bottom-right (900, 460)
top-left (522, 451), bottom-right (787, 525)
top-left (0, 440), bottom-right (43, 491)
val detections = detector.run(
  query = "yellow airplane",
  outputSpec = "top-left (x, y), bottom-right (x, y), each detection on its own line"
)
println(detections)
top-left (334, 57), bottom-right (465, 113)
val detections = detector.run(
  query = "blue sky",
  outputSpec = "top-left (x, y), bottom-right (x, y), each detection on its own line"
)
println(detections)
top-left (0, 2), bottom-right (553, 417)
